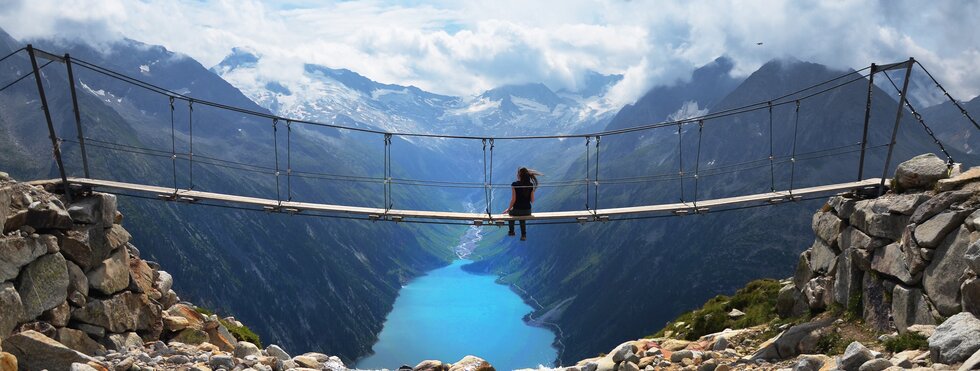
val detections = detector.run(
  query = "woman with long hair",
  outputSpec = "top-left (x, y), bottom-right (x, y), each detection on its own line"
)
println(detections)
top-left (503, 167), bottom-right (541, 241)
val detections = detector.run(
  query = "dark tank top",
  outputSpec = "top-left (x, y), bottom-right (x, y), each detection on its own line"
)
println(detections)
top-left (512, 180), bottom-right (533, 210)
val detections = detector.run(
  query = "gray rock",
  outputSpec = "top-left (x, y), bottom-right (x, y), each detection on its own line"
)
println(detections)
top-left (960, 347), bottom-right (980, 371)
top-left (793, 357), bottom-right (823, 371)
top-left (891, 285), bottom-right (936, 333)
top-left (963, 277), bottom-right (980, 316)
top-left (266, 344), bottom-right (291, 360)
top-left (829, 196), bottom-right (857, 220)
top-left (852, 201), bottom-right (910, 240)
top-left (929, 312), bottom-right (980, 364)
top-left (0, 235), bottom-right (49, 281)
top-left (840, 341), bottom-right (875, 371)
top-left (70, 362), bottom-right (99, 371)
top-left (794, 252), bottom-right (814, 291)
top-left (813, 211), bottom-right (843, 245)
top-left (72, 291), bottom-right (163, 334)
top-left (966, 239), bottom-right (980, 274)
top-left (834, 248), bottom-right (864, 307)
top-left (234, 341), bottom-right (260, 358)
top-left (86, 246), bottom-right (130, 295)
top-left (67, 194), bottom-right (116, 226)
top-left (25, 200), bottom-right (73, 230)
top-left (57, 228), bottom-right (97, 271)
top-left (803, 277), bottom-right (834, 311)
top-left (839, 226), bottom-right (888, 252)
top-left (210, 354), bottom-right (236, 369)
top-left (55, 327), bottom-right (106, 356)
top-left (0, 186), bottom-right (10, 230)
top-left (41, 300), bottom-right (71, 327)
top-left (0, 281), bottom-right (25, 336)
top-left (915, 210), bottom-right (971, 248)
top-left (71, 323), bottom-right (105, 339)
top-left (670, 350), bottom-right (695, 362)
top-left (156, 270), bottom-right (173, 294)
top-left (885, 193), bottom-right (931, 215)
top-left (16, 252), bottom-right (70, 319)
top-left (857, 358), bottom-right (892, 371)
top-left (2, 330), bottom-right (102, 371)
top-left (923, 226), bottom-right (972, 316)
top-left (870, 242), bottom-right (919, 285)
top-left (967, 209), bottom-right (980, 231)
top-left (103, 332), bottom-right (143, 352)
top-left (751, 317), bottom-right (834, 360)
top-left (777, 284), bottom-right (809, 319)
top-left (809, 240), bottom-right (838, 276)
top-left (862, 273), bottom-right (892, 332)
top-left (66, 259), bottom-right (88, 299)
top-left (894, 153), bottom-right (948, 190)
top-left (911, 190), bottom-right (972, 224)
top-left (901, 225), bottom-right (930, 276)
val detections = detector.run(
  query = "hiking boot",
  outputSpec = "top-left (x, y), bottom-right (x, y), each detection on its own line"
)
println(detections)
top-left (520, 235), bottom-right (527, 241)
top-left (508, 231), bottom-right (516, 236)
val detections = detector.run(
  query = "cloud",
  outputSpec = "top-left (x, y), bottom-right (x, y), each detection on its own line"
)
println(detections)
top-left (0, 0), bottom-right (977, 106)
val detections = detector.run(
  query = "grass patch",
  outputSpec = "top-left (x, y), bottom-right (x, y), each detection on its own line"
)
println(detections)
top-left (193, 306), bottom-right (262, 347)
top-left (650, 279), bottom-right (783, 340)
top-left (883, 332), bottom-right (928, 353)
top-left (816, 331), bottom-right (849, 355)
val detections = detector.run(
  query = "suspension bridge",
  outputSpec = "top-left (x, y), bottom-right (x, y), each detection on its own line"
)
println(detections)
top-left (2, 45), bottom-right (976, 226)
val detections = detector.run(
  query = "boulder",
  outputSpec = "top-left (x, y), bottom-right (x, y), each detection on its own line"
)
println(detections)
top-left (870, 243), bottom-right (919, 285)
top-left (166, 304), bottom-right (207, 330)
top-left (851, 201), bottom-right (909, 240)
top-left (1, 330), bottom-right (102, 371)
top-left (612, 342), bottom-right (638, 363)
top-left (813, 211), bottom-right (843, 245)
top-left (839, 226), bottom-right (888, 252)
top-left (71, 323), bottom-right (105, 339)
top-left (894, 153), bottom-right (948, 190)
top-left (915, 210), bottom-right (970, 248)
top-left (234, 341), bottom-right (260, 358)
top-left (128, 257), bottom-right (155, 295)
top-left (911, 190), bottom-right (972, 224)
top-left (967, 239), bottom-right (980, 274)
top-left (794, 252), bottom-right (814, 291)
top-left (448, 355), bottom-right (494, 371)
top-left (963, 277), bottom-right (980, 316)
top-left (777, 284), bottom-right (808, 319)
top-left (928, 312), bottom-right (980, 364)
top-left (67, 194), bottom-right (116, 226)
top-left (839, 342), bottom-right (874, 371)
top-left (0, 282), bottom-right (24, 337)
top-left (156, 270), bottom-right (173, 294)
top-left (751, 317), bottom-right (834, 360)
top-left (936, 166), bottom-right (980, 192)
top-left (809, 240), bottom-right (838, 276)
top-left (57, 228), bottom-right (96, 271)
top-left (266, 344), bottom-right (291, 361)
top-left (65, 260), bottom-right (88, 299)
top-left (829, 196), bottom-right (857, 220)
top-left (24, 201), bottom-right (73, 230)
top-left (209, 354), bottom-right (236, 370)
top-left (923, 226), bottom-right (971, 316)
top-left (414, 360), bottom-right (450, 371)
top-left (102, 332), bottom-right (143, 352)
top-left (0, 351), bottom-right (15, 371)
top-left (16, 252), bottom-right (70, 319)
top-left (885, 193), bottom-right (931, 215)
top-left (862, 273), bottom-right (892, 332)
top-left (205, 322), bottom-right (239, 351)
top-left (803, 277), bottom-right (833, 311)
top-left (86, 247), bottom-right (130, 295)
top-left (833, 248), bottom-right (864, 307)
top-left (857, 358), bottom-right (892, 371)
top-left (55, 328), bottom-right (105, 356)
top-left (171, 328), bottom-right (209, 345)
top-left (41, 300), bottom-right (71, 327)
top-left (71, 291), bottom-right (162, 334)
top-left (960, 347), bottom-right (980, 371)
top-left (0, 186), bottom-right (10, 229)
top-left (891, 285), bottom-right (936, 333)
top-left (793, 356), bottom-right (823, 371)
top-left (0, 235), bottom-right (49, 281)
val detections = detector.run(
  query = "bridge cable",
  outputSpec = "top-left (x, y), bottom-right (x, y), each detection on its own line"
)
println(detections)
top-left (0, 60), bottom-right (54, 93)
top-left (789, 101), bottom-right (801, 195)
top-left (487, 138), bottom-right (495, 219)
top-left (272, 118), bottom-right (282, 205)
top-left (169, 96), bottom-right (178, 194)
top-left (914, 61), bottom-right (979, 131)
top-left (881, 70), bottom-right (956, 166)
top-left (693, 120), bottom-right (704, 210)
top-left (188, 100), bottom-right (195, 189)
top-left (768, 101), bottom-right (775, 192)
top-left (593, 136), bottom-right (601, 216)
top-left (383, 134), bottom-right (393, 214)
top-left (0, 47), bottom-right (25, 64)
top-left (584, 136), bottom-right (591, 210)
top-left (677, 122), bottom-right (685, 203)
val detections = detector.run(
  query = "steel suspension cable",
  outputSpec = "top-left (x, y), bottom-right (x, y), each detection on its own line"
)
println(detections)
top-left (789, 101), bottom-right (801, 194)
top-left (914, 61), bottom-right (979, 131)
top-left (169, 97), bottom-right (178, 193)
top-left (188, 100), bottom-right (195, 189)
top-left (881, 70), bottom-right (956, 166)
top-left (593, 136), bottom-right (601, 215)
top-left (694, 120), bottom-right (704, 208)
top-left (677, 123), bottom-right (685, 203)
top-left (0, 47), bottom-right (25, 64)
top-left (272, 118), bottom-right (282, 204)
top-left (286, 120), bottom-right (292, 201)
top-left (767, 102), bottom-right (775, 192)
top-left (487, 139), bottom-right (495, 218)
top-left (584, 136), bottom-right (591, 210)
top-left (0, 60), bottom-right (54, 93)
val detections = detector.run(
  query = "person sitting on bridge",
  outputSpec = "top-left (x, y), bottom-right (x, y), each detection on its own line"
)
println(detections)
top-left (503, 167), bottom-right (541, 241)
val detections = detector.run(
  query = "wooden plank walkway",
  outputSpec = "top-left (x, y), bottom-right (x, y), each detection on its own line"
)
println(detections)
top-left (65, 177), bottom-right (882, 223)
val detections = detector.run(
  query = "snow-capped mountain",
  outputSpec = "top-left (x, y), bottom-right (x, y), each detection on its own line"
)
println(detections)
top-left (211, 48), bottom-right (622, 138)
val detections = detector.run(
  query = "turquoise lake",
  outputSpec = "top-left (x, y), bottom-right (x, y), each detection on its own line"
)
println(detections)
top-left (355, 259), bottom-right (558, 370)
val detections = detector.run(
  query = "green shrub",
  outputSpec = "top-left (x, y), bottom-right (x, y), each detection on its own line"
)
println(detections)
top-left (192, 306), bottom-right (261, 347)
top-left (816, 331), bottom-right (848, 355)
top-left (649, 279), bottom-right (783, 340)
top-left (883, 332), bottom-right (928, 353)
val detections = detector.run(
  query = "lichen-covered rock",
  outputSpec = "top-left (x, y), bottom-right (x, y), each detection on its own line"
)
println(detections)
top-left (894, 153), bottom-right (948, 190)
top-left (923, 226), bottom-right (971, 316)
top-left (928, 312), bottom-right (980, 364)
top-left (891, 285), bottom-right (935, 334)
top-left (16, 252), bottom-right (69, 319)
top-left (71, 291), bottom-right (162, 334)
top-left (0, 235), bottom-right (48, 281)
top-left (1, 330), bottom-right (103, 371)
top-left (0, 282), bottom-right (24, 336)
top-left (86, 246), bottom-right (130, 295)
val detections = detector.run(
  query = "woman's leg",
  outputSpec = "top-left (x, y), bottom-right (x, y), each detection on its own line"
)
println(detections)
top-left (508, 220), bottom-right (515, 235)
top-left (519, 220), bottom-right (526, 236)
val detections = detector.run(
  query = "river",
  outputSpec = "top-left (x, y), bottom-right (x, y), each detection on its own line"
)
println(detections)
top-left (355, 226), bottom-right (558, 370)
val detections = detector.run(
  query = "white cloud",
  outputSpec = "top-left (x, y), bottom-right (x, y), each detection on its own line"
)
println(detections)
top-left (1, 0), bottom-right (977, 106)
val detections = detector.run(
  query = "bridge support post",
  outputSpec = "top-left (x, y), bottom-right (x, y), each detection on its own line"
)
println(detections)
top-left (879, 58), bottom-right (915, 196)
top-left (27, 45), bottom-right (71, 202)
top-left (857, 63), bottom-right (876, 182)
top-left (64, 54), bottom-right (90, 179)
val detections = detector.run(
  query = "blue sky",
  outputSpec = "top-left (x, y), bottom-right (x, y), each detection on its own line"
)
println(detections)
top-left (1, 0), bottom-right (977, 106)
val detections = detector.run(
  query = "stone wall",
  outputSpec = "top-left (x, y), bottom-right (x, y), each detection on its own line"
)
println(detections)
top-left (779, 154), bottom-right (980, 338)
